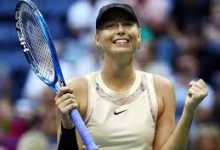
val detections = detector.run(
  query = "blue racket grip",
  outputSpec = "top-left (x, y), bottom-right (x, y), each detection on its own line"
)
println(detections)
top-left (70, 109), bottom-right (98, 150)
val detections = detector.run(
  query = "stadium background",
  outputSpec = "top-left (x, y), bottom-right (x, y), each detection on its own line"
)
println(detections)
top-left (0, 0), bottom-right (220, 150)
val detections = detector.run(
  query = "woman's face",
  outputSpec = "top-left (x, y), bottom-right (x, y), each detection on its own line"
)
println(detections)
top-left (95, 10), bottom-right (141, 56)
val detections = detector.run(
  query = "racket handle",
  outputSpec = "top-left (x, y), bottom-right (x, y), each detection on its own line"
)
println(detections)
top-left (70, 109), bottom-right (98, 150)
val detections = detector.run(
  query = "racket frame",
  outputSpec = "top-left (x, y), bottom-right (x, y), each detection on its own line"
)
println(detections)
top-left (15, 0), bottom-right (65, 92)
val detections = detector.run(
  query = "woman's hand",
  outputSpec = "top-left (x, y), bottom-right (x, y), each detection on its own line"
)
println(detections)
top-left (184, 79), bottom-right (208, 114)
top-left (55, 87), bottom-right (78, 129)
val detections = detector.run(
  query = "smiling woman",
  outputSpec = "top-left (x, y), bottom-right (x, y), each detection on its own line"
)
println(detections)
top-left (55, 3), bottom-right (208, 150)
top-left (95, 7), bottom-right (141, 59)
top-left (96, 22), bottom-right (140, 68)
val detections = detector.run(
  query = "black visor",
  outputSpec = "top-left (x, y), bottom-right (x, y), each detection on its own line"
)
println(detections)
top-left (96, 3), bottom-right (139, 29)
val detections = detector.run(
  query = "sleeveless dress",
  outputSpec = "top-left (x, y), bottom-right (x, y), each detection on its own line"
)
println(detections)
top-left (84, 70), bottom-right (158, 150)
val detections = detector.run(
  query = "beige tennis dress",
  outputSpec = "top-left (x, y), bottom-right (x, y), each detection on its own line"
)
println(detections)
top-left (84, 70), bottom-right (158, 150)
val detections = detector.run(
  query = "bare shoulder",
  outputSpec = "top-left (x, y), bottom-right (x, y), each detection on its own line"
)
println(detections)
top-left (67, 76), bottom-right (88, 95)
top-left (153, 74), bottom-right (175, 100)
top-left (153, 74), bottom-right (174, 91)
top-left (67, 76), bottom-right (88, 119)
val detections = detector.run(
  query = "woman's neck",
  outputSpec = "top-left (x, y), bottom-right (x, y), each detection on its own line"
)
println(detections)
top-left (101, 56), bottom-right (136, 92)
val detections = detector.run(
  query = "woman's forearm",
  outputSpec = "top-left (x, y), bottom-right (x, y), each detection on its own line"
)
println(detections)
top-left (161, 108), bottom-right (193, 150)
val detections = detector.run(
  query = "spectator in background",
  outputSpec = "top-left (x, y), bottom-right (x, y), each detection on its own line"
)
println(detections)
top-left (0, 67), bottom-right (11, 99)
top-left (0, 97), bottom-right (13, 142)
top-left (202, 2), bottom-right (220, 86)
top-left (125, 0), bottom-right (171, 34)
top-left (203, 3), bottom-right (220, 56)
top-left (135, 27), bottom-right (172, 78)
top-left (66, 0), bottom-right (94, 46)
top-left (61, 0), bottom-right (100, 76)
top-left (0, 97), bottom-right (37, 150)
top-left (38, 89), bottom-right (57, 150)
top-left (17, 130), bottom-right (49, 150)
top-left (193, 125), bottom-right (220, 150)
top-left (67, 0), bottom-right (117, 37)
top-left (15, 89), bottom-right (57, 150)
top-left (172, 0), bottom-right (210, 32)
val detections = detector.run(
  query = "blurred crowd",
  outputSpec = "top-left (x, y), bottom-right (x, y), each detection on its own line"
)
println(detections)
top-left (0, 0), bottom-right (220, 150)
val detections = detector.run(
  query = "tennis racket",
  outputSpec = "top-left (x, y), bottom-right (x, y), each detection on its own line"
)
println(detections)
top-left (15, 0), bottom-right (97, 149)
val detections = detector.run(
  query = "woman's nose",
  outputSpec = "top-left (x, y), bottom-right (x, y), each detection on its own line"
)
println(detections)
top-left (116, 23), bottom-right (125, 35)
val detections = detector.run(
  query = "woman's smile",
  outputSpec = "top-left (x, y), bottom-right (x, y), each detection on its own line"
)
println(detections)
top-left (113, 38), bottom-right (130, 48)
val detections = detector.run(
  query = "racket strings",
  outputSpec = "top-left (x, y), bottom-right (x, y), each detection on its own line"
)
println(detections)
top-left (20, 3), bottom-right (54, 82)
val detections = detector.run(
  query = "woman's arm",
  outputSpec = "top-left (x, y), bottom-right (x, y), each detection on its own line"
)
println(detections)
top-left (153, 75), bottom-right (208, 150)
top-left (55, 77), bottom-right (88, 150)
top-left (153, 75), bottom-right (176, 150)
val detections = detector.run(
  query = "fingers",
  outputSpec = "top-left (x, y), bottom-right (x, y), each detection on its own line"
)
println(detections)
top-left (188, 79), bottom-right (208, 100)
top-left (55, 87), bottom-right (72, 99)
top-left (56, 93), bottom-right (75, 105)
top-left (55, 87), bottom-right (78, 115)
top-left (57, 98), bottom-right (78, 112)
top-left (54, 87), bottom-right (77, 129)
top-left (199, 79), bottom-right (208, 93)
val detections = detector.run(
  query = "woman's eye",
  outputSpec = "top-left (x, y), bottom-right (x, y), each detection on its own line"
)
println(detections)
top-left (124, 22), bottom-right (134, 27)
top-left (105, 23), bottom-right (117, 29)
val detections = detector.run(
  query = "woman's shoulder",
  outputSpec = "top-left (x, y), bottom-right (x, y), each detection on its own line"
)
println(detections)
top-left (153, 74), bottom-right (174, 88)
top-left (67, 76), bottom-right (87, 92)
top-left (66, 71), bottom-right (100, 94)
top-left (66, 73), bottom-right (98, 119)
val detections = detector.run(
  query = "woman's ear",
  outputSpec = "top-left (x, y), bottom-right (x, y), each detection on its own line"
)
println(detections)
top-left (95, 32), bottom-right (101, 46)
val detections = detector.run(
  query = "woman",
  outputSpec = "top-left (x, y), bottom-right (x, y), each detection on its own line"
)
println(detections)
top-left (55, 3), bottom-right (208, 150)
